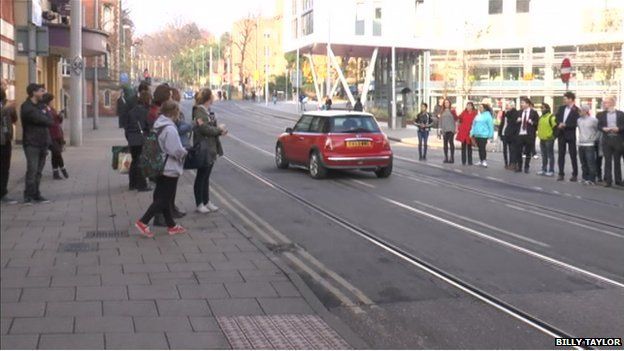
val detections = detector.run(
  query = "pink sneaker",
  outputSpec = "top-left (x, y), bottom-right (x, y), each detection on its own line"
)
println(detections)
top-left (168, 224), bottom-right (187, 235)
top-left (135, 220), bottom-right (154, 238)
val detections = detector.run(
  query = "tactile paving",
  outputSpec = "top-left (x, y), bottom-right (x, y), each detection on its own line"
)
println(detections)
top-left (217, 314), bottom-right (351, 349)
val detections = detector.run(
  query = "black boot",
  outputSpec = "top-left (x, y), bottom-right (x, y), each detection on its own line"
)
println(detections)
top-left (61, 168), bottom-right (69, 178)
top-left (53, 170), bottom-right (63, 180)
top-left (172, 205), bottom-right (186, 219)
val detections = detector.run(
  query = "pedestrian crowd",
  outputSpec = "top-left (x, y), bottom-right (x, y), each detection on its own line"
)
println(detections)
top-left (117, 82), bottom-right (228, 238)
top-left (1, 83), bottom-right (69, 205)
top-left (414, 92), bottom-right (624, 187)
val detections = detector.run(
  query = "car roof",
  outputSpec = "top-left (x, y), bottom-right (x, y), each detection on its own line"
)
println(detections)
top-left (301, 110), bottom-right (374, 118)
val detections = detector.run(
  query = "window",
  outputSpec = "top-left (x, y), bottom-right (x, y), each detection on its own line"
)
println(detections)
top-left (373, 6), bottom-right (382, 36)
top-left (60, 58), bottom-right (71, 77)
top-left (516, 0), bottom-right (530, 13)
top-left (309, 117), bottom-right (326, 133)
top-left (294, 115), bottom-right (313, 132)
top-left (104, 90), bottom-right (111, 107)
top-left (302, 11), bottom-right (313, 36)
top-left (355, 1), bottom-right (365, 35)
top-left (302, 0), bottom-right (313, 11)
top-left (330, 116), bottom-right (381, 133)
top-left (291, 18), bottom-right (299, 38)
top-left (102, 5), bottom-right (114, 32)
top-left (488, 0), bottom-right (503, 14)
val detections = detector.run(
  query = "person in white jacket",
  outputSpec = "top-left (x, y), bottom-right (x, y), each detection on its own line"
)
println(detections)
top-left (135, 101), bottom-right (188, 237)
top-left (577, 104), bottom-right (599, 185)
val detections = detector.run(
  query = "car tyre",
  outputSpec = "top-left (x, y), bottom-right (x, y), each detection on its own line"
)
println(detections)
top-left (309, 151), bottom-right (327, 179)
top-left (375, 160), bottom-right (393, 178)
top-left (275, 143), bottom-right (289, 169)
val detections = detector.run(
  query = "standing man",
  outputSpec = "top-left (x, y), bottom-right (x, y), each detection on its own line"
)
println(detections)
top-left (514, 97), bottom-right (539, 173)
top-left (555, 91), bottom-right (580, 181)
top-left (1, 87), bottom-right (18, 204)
top-left (596, 96), bottom-right (624, 187)
top-left (501, 101), bottom-right (518, 169)
top-left (20, 83), bottom-right (53, 204)
top-left (577, 104), bottom-right (599, 185)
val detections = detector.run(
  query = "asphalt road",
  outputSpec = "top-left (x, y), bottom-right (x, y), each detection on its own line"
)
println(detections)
top-left (181, 99), bottom-right (624, 349)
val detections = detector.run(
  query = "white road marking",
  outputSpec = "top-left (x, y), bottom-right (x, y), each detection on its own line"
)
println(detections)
top-left (487, 176), bottom-right (503, 182)
top-left (228, 133), bottom-right (274, 157)
top-left (413, 200), bottom-right (550, 247)
top-left (350, 179), bottom-right (376, 189)
top-left (383, 196), bottom-right (624, 289)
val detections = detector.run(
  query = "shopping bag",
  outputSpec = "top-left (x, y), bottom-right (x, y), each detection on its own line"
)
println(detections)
top-left (118, 152), bottom-right (132, 174)
top-left (111, 145), bottom-right (129, 169)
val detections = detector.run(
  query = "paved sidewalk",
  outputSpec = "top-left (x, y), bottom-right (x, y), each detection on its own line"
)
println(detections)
top-left (1, 117), bottom-right (355, 349)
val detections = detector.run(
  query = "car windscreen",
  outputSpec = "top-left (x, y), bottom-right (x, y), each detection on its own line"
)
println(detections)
top-left (329, 116), bottom-right (380, 133)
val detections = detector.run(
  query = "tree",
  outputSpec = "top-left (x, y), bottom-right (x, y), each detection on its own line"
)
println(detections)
top-left (233, 15), bottom-right (258, 96)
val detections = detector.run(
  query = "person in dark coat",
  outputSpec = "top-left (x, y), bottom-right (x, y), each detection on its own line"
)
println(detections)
top-left (500, 101), bottom-right (518, 169)
top-left (555, 91), bottom-right (580, 181)
top-left (124, 91), bottom-right (151, 192)
top-left (353, 97), bottom-right (364, 112)
top-left (42, 93), bottom-right (68, 180)
top-left (192, 88), bottom-right (226, 214)
top-left (597, 95), bottom-right (624, 187)
top-left (20, 83), bottom-right (53, 203)
top-left (1, 86), bottom-right (18, 204)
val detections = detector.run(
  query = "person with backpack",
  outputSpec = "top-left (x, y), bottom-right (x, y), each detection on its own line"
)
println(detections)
top-left (135, 101), bottom-right (188, 238)
top-left (536, 103), bottom-right (557, 176)
top-left (42, 93), bottom-right (68, 180)
top-left (146, 84), bottom-right (172, 131)
top-left (125, 90), bottom-right (151, 192)
top-left (1, 87), bottom-right (18, 204)
top-left (192, 88), bottom-right (226, 214)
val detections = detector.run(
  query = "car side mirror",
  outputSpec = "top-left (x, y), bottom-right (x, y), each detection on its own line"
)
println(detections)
top-left (285, 127), bottom-right (293, 134)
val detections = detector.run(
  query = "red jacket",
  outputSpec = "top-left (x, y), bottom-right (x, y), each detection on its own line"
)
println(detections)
top-left (146, 104), bottom-right (160, 130)
top-left (47, 106), bottom-right (64, 141)
top-left (456, 109), bottom-right (477, 143)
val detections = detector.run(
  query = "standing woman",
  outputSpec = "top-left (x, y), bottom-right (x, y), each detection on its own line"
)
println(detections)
top-left (536, 103), bottom-right (557, 176)
top-left (438, 98), bottom-right (458, 163)
top-left (135, 101), bottom-right (188, 238)
top-left (192, 88), bottom-right (226, 214)
top-left (470, 100), bottom-right (495, 167)
top-left (456, 102), bottom-right (477, 166)
top-left (43, 94), bottom-right (68, 180)
top-left (125, 91), bottom-right (151, 191)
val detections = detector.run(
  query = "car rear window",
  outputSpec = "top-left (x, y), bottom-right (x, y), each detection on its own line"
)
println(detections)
top-left (330, 115), bottom-right (380, 133)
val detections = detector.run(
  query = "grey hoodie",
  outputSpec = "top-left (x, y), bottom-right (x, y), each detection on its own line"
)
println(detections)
top-left (153, 115), bottom-right (188, 177)
top-left (577, 115), bottom-right (599, 147)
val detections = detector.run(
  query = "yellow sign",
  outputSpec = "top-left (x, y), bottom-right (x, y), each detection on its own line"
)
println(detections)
top-left (254, 70), bottom-right (260, 82)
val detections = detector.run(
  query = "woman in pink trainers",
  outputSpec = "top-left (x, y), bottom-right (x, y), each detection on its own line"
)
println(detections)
top-left (135, 101), bottom-right (188, 237)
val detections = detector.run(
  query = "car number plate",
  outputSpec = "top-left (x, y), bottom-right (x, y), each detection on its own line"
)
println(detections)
top-left (346, 141), bottom-right (372, 148)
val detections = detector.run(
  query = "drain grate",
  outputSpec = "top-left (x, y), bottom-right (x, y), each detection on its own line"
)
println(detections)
top-left (217, 314), bottom-right (350, 349)
top-left (84, 230), bottom-right (129, 239)
top-left (265, 243), bottom-right (297, 254)
top-left (58, 242), bottom-right (99, 253)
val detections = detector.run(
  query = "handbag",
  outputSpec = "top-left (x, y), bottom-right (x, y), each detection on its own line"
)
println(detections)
top-left (118, 152), bottom-right (132, 174)
top-left (183, 130), bottom-right (202, 170)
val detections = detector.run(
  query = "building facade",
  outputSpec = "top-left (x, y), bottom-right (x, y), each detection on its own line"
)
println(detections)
top-left (283, 0), bottom-right (624, 118)
top-left (1, 0), bottom-right (17, 102)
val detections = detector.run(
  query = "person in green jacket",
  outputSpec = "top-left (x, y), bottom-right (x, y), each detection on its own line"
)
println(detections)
top-left (536, 103), bottom-right (557, 176)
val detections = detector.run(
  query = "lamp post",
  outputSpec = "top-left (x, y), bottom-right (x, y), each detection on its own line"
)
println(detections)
top-left (264, 31), bottom-right (270, 106)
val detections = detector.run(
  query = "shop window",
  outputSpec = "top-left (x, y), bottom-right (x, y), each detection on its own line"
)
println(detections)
top-left (104, 90), bottom-right (111, 107)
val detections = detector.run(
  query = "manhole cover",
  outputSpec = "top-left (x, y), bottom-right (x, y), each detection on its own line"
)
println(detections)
top-left (84, 230), bottom-right (129, 239)
top-left (58, 242), bottom-right (99, 253)
top-left (217, 314), bottom-right (350, 349)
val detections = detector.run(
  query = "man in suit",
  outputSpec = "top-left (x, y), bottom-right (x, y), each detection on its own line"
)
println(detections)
top-left (597, 95), bottom-right (624, 187)
top-left (514, 97), bottom-right (540, 173)
top-left (555, 91), bottom-right (580, 181)
top-left (499, 101), bottom-right (518, 169)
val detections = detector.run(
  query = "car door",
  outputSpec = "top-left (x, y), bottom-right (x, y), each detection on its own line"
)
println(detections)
top-left (290, 115), bottom-right (314, 163)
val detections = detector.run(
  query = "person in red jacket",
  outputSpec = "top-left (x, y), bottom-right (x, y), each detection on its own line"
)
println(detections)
top-left (146, 84), bottom-right (172, 130)
top-left (456, 102), bottom-right (478, 165)
top-left (42, 93), bottom-right (68, 180)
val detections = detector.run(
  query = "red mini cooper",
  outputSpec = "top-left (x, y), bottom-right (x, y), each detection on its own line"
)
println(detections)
top-left (275, 111), bottom-right (393, 179)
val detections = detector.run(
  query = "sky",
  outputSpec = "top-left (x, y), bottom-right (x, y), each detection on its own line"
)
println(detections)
top-left (125, 0), bottom-right (277, 37)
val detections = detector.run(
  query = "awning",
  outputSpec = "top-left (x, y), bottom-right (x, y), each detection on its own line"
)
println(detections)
top-left (48, 23), bottom-right (109, 57)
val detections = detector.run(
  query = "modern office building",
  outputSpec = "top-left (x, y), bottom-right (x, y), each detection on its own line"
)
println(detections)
top-left (283, 0), bottom-right (624, 124)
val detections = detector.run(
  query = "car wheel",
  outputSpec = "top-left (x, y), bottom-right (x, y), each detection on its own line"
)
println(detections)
top-left (275, 144), bottom-right (289, 169)
top-left (309, 151), bottom-right (327, 179)
top-left (375, 160), bottom-right (393, 178)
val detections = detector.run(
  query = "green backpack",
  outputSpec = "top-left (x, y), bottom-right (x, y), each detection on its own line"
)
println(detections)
top-left (139, 127), bottom-right (168, 178)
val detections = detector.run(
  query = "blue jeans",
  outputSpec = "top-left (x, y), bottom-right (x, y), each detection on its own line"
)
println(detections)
top-left (23, 145), bottom-right (48, 200)
top-left (417, 130), bottom-right (429, 159)
top-left (540, 140), bottom-right (555, 173)
top-left (578, 145), bottom-right (597, 182)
